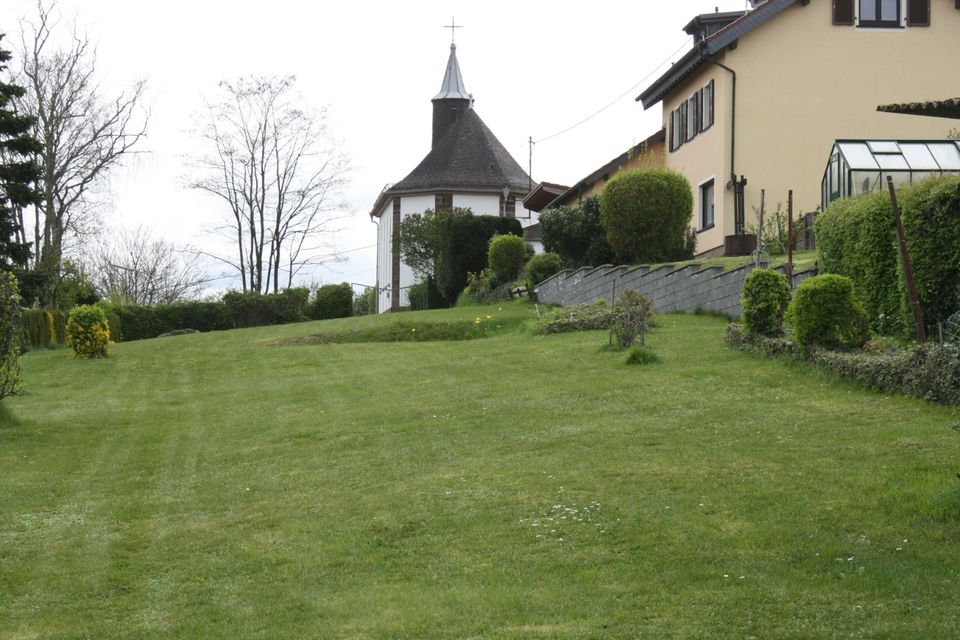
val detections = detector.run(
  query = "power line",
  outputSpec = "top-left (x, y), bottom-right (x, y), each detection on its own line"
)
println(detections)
top-left (533, 37), bottom-right (693, 145)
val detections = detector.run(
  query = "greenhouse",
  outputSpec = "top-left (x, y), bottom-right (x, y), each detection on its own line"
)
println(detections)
top-left (821, 139), bottom-right (960, 209)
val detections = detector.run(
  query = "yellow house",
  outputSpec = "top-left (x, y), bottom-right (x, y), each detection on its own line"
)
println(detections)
top-left (637, 0), bottom-right (960, 257)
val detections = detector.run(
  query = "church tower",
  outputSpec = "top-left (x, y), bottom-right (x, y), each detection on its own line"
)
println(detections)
top-left (370, 39), bottom-right (535, 313)
top-left (431, 44), bottom-right (472, 148)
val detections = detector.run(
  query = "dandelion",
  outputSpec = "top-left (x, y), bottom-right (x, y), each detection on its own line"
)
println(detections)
top-left (411, 328), bottom-right (416, 333)
top-left (486, 314), bottom-right (492, 320)
top-left (474, 317), bottom-right (481, 324)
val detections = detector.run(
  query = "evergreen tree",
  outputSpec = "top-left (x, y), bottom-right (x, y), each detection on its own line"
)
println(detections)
top-left (0, 33), bottom-right (40, 271)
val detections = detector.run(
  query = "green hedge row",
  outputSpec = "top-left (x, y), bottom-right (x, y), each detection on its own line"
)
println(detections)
top-left (21, 309), bottom-right (67, 349)
top-left (435, 213), bottom-right (522, 305)
top-left (725, 323), bottom-right (960, 405)
top-left (815, 176), bottom-right (960, 335)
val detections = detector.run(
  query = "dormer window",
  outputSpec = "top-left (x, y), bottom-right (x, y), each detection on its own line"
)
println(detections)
top-left (859, 0), bottom-right (901, 27)
top-left (834, 0), bottom-right (931, 27)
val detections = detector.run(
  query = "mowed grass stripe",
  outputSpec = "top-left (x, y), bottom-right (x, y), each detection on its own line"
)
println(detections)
top-left (1, 304), bottom-right (958, 638)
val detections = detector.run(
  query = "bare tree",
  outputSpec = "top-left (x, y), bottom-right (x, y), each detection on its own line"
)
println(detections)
top-left (88, 226), bottom-right (208, 305)
top-left (189, 76), bottom-right (350, 294)
top-left (12, 0), bottom-right (147, 305)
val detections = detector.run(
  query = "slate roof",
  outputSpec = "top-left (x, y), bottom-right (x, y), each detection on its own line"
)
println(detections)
top-left (370, 108), bottom-right (531, 217)
top-left (637, 0), bottom-right (805, 109)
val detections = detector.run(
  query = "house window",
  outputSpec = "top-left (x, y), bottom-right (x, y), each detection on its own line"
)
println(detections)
top-left (700, 179), bottom-right (715, 230)
top-left (859, 0), bottom-right (901, 27)
top-left (701, 80), bottom-right (714, 131)
top-left (668, 79), bottom-right (715, 153)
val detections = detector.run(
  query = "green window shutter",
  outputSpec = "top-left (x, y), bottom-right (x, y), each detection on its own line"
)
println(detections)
top-left (907, 0), bottom-right (930, 25)
top-left (833, 0), bottom-right (855, 24)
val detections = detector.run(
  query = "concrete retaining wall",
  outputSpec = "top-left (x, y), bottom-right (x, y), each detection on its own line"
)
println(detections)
top-left (536, 262), bottom-right (816, 318)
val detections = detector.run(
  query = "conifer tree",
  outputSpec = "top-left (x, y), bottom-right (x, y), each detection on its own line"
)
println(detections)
top-left (0, 33), bottom-right (39, 271)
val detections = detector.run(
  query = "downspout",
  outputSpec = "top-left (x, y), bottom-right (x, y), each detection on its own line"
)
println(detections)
top-left (708, 55), bottom-right (746, 236)
top-left (707, 56), bottom-right (737, 189)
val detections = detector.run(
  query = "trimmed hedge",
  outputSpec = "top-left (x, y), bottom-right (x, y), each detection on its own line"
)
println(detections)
top-left (815, 176), bottom-right (960, 335)
top-left (786, 274), bottom-right (868, 351)
top-left (815, 191), bottom-right (901, 334)
top-left (310, 283), bottom-right (353, 320)
top-left (435, 212), bottom-right (522, 305)
top-left (487, 234), bottom-right (526, 282)
top-left (526, 252), bottom-right (562, 295)
top-left (539, 196), bottom-right (614, 268)
top-left (741, 268), bottom-right (791, 336)
top-left (21, 309), bottom-right (66, 349)
top-left (896, 177), bottom-right (960, 329)
top-left (223, 288), bottom-right (310, 328)
top-left (599, 168), bottom-right (693, 264)
top-left (107, 301), bottom-right (232, 342)
top-left (726, 323), bottom-right (960, 406)
top-left (534, 302), bottom-right (613, 335)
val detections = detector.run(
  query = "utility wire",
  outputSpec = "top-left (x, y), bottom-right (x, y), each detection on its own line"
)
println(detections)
top-left (533, 37), bottom-right (693, 145)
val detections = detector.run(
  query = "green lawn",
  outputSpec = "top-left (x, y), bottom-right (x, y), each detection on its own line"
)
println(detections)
top-left (2, 303), bottom-right (959, 639)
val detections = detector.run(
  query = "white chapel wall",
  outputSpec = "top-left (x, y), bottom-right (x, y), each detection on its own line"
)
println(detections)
top-left (452, 193), bottom-right (500, 215)
top-left (376, 201), bottom-right (393, 314)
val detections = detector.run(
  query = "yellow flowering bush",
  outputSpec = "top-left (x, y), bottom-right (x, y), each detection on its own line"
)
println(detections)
top-left (66, 305), bottom-right (111, 359)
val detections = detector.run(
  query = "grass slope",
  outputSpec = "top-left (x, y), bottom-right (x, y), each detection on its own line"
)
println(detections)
top-left (2, 303), bottom-right (959, 639)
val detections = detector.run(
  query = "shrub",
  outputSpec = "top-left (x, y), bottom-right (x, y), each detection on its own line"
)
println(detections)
top-left (534, 301), bottom-right (612, 335)
top-left (487, 234), bottom-right (526, 282)
top-left (66, 304), bottom-right (111, 359)
top-left (458, 269), bottom-right (511, 306)
top-left (525, 252), bottom-right (562, 293)
top-left (626, 345), bottom-right (661, 366)
top-left (435, 211), bottom-right (523, 305)
top-left (311, 284), bottom-right (352, 320)
top-left (0, 273), bottom-right (23, 398)
top-left (896, 176), bottom-right (960, 329)
top-left (786, 274), bottom-right (868, 351)
top-left (741, 268), bottom-right (791, 336)
top-left (599, 168), bottom-right (693, 264)
top-left (612, 290), bottom-right (654, 347)
top-left (539, 196), bottom-right (614, 268)
top-left (106, 301), bottom-right (232, 341)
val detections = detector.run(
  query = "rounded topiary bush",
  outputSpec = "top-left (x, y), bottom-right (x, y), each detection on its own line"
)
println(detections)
top-left (525, 252), bottom-right (562, 292)
top-left (311, 283), bottom-right (353, 320)
top-left (741, 268), bottom-right (792, 336)
top-left (66, 304), bottom-right (111, 359)
top-left (599, 168), bottom-right (693, 264)
top-left (487, 234), bottom-right (526, 282)
top-left (786, 274), bottom-right (868, 351)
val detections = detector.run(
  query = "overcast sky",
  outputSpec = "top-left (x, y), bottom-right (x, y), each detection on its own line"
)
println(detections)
top-left (0, 0), bottom-right (750, 291)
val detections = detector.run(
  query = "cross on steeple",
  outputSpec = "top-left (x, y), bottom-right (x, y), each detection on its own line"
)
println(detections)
top-left (443, 17), bottom-right (463, 45)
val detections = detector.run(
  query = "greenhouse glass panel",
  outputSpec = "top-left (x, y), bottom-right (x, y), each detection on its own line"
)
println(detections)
top-left (909, 171), bottom-right (935, 184)
top-left (837, 142), bottom-right (879, 169)
top-left (876, 153), bottom-right (909, 170)
top-left (851, 171), bottom-right (880, 195)
top-left (867, 141), bottom-right (900, 154)
top-left (881, 172), bottom-right (911, 189)
top-left (929, 143), bottom-right (960, 171)
top-left (899, 144), bottom-right (940, 171)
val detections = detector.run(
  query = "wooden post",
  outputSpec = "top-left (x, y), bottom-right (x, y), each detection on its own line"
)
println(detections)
top-left (886, 176), bottom-right (927, 342)
top-left (786, 190), bottom-right (794, 284)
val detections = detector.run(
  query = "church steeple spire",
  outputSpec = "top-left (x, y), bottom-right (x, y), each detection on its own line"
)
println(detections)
top-left (430, 32), bottom-right (473, 149)
top-left (432, 43), bottom-right (470, 101)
